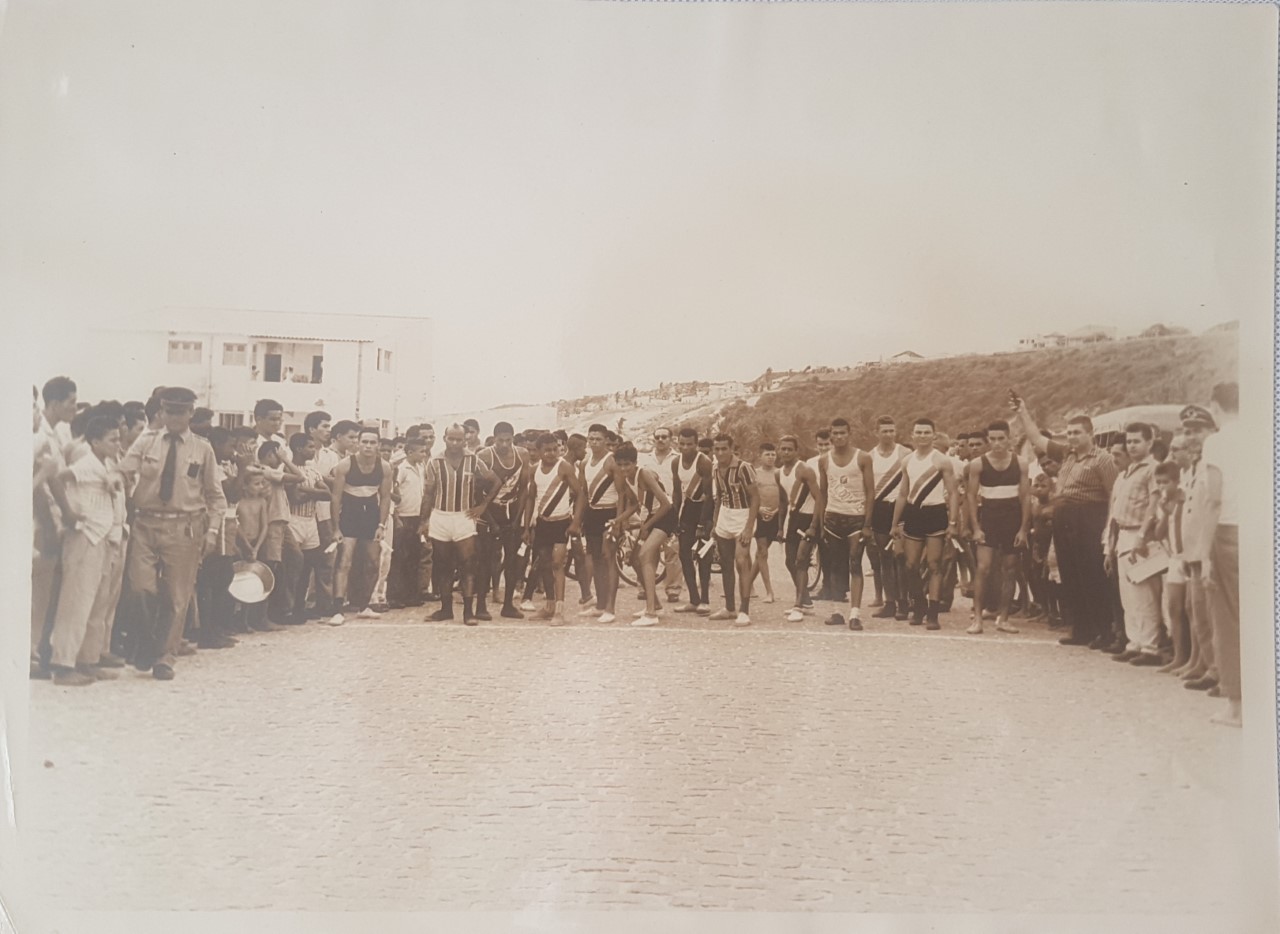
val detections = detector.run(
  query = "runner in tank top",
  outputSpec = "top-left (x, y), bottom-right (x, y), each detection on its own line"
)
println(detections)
top-left (579, 424), bottom-right (624, 623)
top-left (708, 433), bottom-right (759, 627)
top-left (476, 421), bottom-right (530, 619)
top-left (748, 442), bottom-right (784, 607)
top-left (964, 420), bottom-right (1030, 634)
top-left (776, 434), bottom-right (825, 622)
top-left (613, 442), bottom-right (676, 627)
top-left (891, 417), bottom-right (960, 630)
top-left (327, 426), bottom-right (394, 625)
top-left (817, 418), bottom-right (877, 631)
top-left (807, 428), bottom-right (837, 601)
top-left (868, 416), bottom-right (913, 622)
top-left (423, 424), bottom-right (499, 625)
top-left (672, 427), bottom-right (715, 615)
top-left (522, 433), bottom-right (584, 625)
top-left (639, 426), bottom-right (683, 604)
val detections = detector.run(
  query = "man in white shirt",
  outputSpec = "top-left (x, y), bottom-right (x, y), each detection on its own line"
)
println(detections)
top-left (1188, 384), bottom-right (1240, 727)
top-left (32, 376), bottom-right (81, 678)
top-left (47, 415), bottom-right (128, 685)
top-left (388, 438), bottom-right (430, 608)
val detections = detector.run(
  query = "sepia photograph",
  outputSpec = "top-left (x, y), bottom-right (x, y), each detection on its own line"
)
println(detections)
top-left (3, 1), bottom-right (1278, 932)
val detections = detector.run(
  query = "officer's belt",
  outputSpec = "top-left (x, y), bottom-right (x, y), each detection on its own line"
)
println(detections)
top-left (136, 509), bottom-right (206, 520)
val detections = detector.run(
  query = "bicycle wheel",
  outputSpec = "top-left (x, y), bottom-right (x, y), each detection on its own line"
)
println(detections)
top-left (805, 545), bottom-right (822, 594)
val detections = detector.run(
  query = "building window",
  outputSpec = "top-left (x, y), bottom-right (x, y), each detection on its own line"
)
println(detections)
top-left (218, 412), bottom-right (244, 429)
top-left (167, 340), bottom-right (203, 365)
top-left (378, 348), bottom-right (392, 373)
top-left (222, 343), bottom-right (247, 366)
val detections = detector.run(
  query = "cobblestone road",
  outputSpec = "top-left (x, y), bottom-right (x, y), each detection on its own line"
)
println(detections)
top-left (20, 572), bottom-right (1248, 916)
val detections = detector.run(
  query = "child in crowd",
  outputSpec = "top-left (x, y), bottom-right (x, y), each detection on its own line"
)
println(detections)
top-left (1150, 460), bottom-right (1190, 674)
top-left (1029, 472), bottom-right (1060, 627)
top-left (287, 432), bottom-right (332, 623)
top-left (235, 467), bottom-right (276, 632)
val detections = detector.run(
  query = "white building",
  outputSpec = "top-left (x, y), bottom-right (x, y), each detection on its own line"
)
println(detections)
top-left (79, 307), bottom-right (432, 439)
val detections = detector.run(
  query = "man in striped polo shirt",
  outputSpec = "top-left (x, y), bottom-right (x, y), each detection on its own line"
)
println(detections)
top-left (1012, 396), bottom-right (1118, 648)
top-left (423, 424), bottom-right (498, 626)
top-left (709, 433), bottom-right (760, 627)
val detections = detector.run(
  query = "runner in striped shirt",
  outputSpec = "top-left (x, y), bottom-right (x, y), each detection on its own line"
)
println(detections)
top-left (522, 433), bottom-right (585, 624)
top-left (891, 417), bottom-right (961, 630)
top-left (777, 434), bottom-right (825, 622)
top-left (476, 422), bottom-right (531, 619)
top-left (868, 416), bottom-right (911, 621)
top-left (709, 434), bottom-right (760, 626)
top-left (579, 424), bottom-right (625, 623)
top-left (423, 424), bottom-right (499, 626)
top-left (672, 427), bottom-right (715, 615)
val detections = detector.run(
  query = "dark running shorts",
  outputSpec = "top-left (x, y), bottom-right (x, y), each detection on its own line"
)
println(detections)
top-left (978, 500), bottom-right (1022, 553)
top-left (871, 499), bottom-right (896, 535)
top-left (903, 502), bottom-right (949, 540)
top-left (534, 517), bottom-right (571, 549)
top-left (583, 506), bottom-right (613, 541)
top-left (785, 511), bottom-right (814, 545)
top-left (756, 513), bottom-right (780, 541)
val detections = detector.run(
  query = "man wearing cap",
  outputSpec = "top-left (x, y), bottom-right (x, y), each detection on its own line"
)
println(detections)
top-left (1012, 396), bottom-right (1118, 649)
top-left (1177, 404), bottom-right (1220, 692)
top-left (118, 386), bottom-right (227, 681)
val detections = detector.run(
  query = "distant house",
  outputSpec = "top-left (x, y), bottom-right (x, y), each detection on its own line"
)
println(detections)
top-left (1063, 325), bottom-right (1116, 345)
top-left (888, 350), bottom-right (925, 363)
top-left (1140, 323), bottom-right (1190, 339)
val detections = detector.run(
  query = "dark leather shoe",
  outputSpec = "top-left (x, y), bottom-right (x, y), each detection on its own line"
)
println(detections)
top-left (250, 621), bottom-right (287, 632)
top-left (429, 607), bottom-right (455, 621)
top-left (1105, 640), bottom-right (1128, 655)
top-left (1207, 685), bottom-right (1222, 697)
top-left (1088, 635), bottom-right (1109, 650)
top-left (848, 617), bottom-right (863, 631)
top-left (1059, 636), bottom-right (1090, 646)
top-left (463, 617), bottom-right (478, 627)
top-left (177, 642), bottom-right (197, 657)
top-left (96, 652), bottom-right (127, 668)
top-left (1129, 653), bottom-right (1162, 667)
top-left (152, 664), bottom-right (175, 681)
top-left (872, 602), bottom-right (897, 619)
top-left (500, 605), bottom-right (524, 619)
top-left (1113, 650), bottom-right (1140, 662)
top-left (474, 608), bottom-right (493, 622)
top-left (1186, 676), bottom-right (1218, 691)
top-left (824, 613), bottom-right (845, 626)
top-left (30, 662), bottom-right (51, 680)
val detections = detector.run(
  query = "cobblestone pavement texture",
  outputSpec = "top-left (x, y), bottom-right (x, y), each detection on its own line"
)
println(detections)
top-left (21, 555), bottom-right (1246, 914)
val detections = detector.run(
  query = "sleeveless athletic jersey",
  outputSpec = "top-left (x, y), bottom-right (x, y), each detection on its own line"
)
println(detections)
top-left (427, 453), bottom-right (479, 513)
top-left (904, 450), bottom-right (948, 508)
top-left (626, 470), bottom-right (656, 518)
top-left (823, 450), bottom-right (868, 517)
top-left (778, 462), bottom-right (816, 515)
top-left (584, 453), bottom-right (618, 509)
top-left (713, 460), bottom-right (756, 510)
top-left (533, 459), bottom-right (573, 521)
top-left (871, 444), bottom-right (910, 504)
top-left (676, 453), bottom-right (709, 504)
top-left (977, 455), bottom-right (1021, 502)
top-left (344, 455), bottom-right (383, 499)
top-left (341, 455), bottom-right (384, 537)
top-left (480, 445), bottom-right (523, 506)
top-left (641, 450), bottom-right (678, 496)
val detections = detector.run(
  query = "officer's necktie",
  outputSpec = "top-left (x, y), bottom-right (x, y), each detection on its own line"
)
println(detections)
top-left (160, 433), bottom-right (180, 503)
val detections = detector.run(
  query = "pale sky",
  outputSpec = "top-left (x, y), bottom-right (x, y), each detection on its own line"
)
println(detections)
top-left (3, 1), bottom-right (1275, 414)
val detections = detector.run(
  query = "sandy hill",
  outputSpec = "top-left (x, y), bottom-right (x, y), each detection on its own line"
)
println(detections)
top-left (559, 331), bottom-right (1237, 454)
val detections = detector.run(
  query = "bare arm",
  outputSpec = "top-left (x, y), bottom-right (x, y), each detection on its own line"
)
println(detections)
top-left (859, 452), bottom-right (875, 539)
top-left (330, 460), bottom-right (349, 536)
top-left (966, 460), bottom-right (983, 539)
top-left (1012, 398), bottom-right (1049, 456)
top-left (565, 460), bottom-right (586, 533)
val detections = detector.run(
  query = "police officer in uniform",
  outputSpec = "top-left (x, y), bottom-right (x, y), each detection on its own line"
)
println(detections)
top-left (118, 386), bottom-right (227, 680)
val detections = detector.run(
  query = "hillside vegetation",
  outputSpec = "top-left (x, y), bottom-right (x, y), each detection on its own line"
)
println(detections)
top-left (709, 332), bottom-right (1238, 454)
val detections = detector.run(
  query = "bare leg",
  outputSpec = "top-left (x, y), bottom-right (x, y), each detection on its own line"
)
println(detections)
top-left (637, 531), bottom-right (666, 615)
top-left (969, 545), bottom-right (994, 633)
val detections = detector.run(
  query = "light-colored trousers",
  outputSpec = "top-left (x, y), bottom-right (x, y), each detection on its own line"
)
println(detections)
top-left (50, 531), bottom-right (126, 669)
